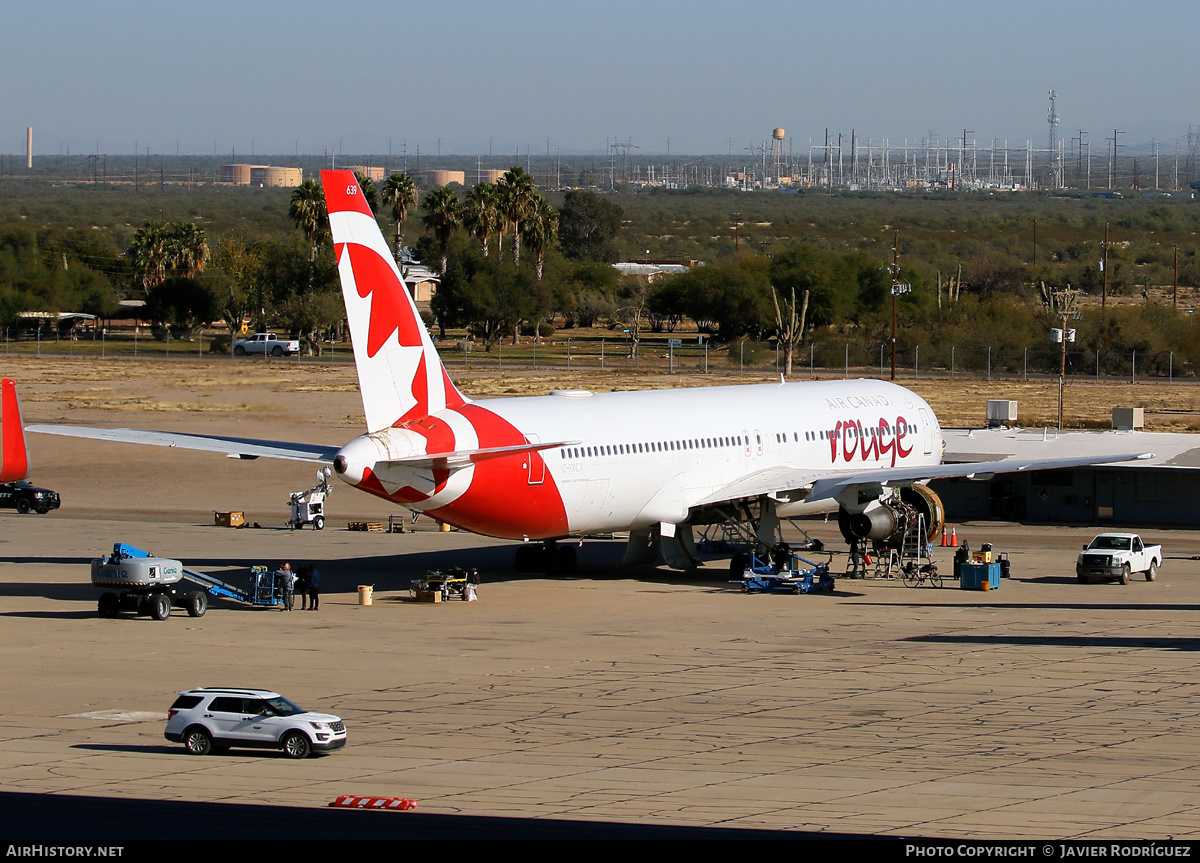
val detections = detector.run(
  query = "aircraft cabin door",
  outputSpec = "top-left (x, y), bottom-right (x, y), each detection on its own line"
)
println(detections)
top-left (742, 429), bottom-right (752, 458)
top-left (754, 429), bottom-right (763, 457)
top-left (918, 408), bottom-right (933, 455)
top-left (525, 434), bottom-right (545, 485)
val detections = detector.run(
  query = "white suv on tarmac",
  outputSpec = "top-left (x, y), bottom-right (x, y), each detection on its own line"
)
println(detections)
top-left (164, 687), bottom-right (347, 758)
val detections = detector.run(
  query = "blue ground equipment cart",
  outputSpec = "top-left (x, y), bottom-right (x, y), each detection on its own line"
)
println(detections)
top-left (733, 547), bottom-right (836, 595)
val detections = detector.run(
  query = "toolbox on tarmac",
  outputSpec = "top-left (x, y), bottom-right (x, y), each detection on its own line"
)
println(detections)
top-left (213, 511), bottom-right (245, 528)
top-left (960, 562), bottom-right (1001, 591)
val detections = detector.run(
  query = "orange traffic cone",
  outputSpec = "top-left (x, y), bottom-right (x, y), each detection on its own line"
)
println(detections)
top-left (950, 526), bottom-right (958, 547)
top-left (940, 526), bottom-right (948, 547)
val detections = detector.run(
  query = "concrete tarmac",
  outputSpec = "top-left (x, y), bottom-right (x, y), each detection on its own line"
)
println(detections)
top-left (4, 359), bottom-right (1200, 839)
top-left (2, 508), bottom-right (1200, 839)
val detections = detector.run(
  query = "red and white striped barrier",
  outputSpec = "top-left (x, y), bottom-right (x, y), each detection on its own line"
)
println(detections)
top-left (329, 795), bottom-right (418, 811)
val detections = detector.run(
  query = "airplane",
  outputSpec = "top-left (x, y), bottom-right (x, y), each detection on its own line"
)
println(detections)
top-left (26, 170), bottom-right (1152, 572)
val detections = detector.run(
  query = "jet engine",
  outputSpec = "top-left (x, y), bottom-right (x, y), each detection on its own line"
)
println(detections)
top-left (837, 484), bottom-right (945, 546)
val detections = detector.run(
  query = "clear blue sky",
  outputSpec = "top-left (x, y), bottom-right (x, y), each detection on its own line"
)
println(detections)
top-left (3, 0), bottom-right (1196, 158)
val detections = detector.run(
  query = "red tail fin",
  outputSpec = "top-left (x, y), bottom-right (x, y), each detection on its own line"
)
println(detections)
top-left (0, 379), bottom-right (30, 482)
top-left (322, 170), bottom-right (467, 431)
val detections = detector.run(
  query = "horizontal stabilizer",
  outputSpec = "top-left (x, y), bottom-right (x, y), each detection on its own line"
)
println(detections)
top-left (380, 439), bottom-right (579, 471)
top-left (26, 425), bottom-right (339, 463)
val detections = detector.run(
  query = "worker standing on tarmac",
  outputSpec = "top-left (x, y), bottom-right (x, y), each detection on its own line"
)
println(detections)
top-left (307, 566), bottom-right (321, 611)
top-left (295, 565), bottom-right (310, 610)
top-left (280, 562), bottom-right (295, 611)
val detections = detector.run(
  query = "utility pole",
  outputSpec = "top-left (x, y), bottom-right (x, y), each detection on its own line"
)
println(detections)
top-left (1053, 288), bottom-right (1081, 430)
top-left (1110, 129), bottom-right (1123, 188)
top-left (1101, 223), bottom-right (1110, 308)
top-left (889, 230), bottom-right (910, 381)
top-left (1032, 218), bottom-right (1039, 266)
top-left (1174, 246), bottom-right (1179, 308)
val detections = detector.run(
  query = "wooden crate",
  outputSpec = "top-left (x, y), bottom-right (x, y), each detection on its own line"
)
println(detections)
top-left (347, 521), bottom-right (383, 532)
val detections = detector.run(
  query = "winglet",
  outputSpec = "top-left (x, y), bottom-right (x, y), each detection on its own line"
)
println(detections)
top-left (0, 379), bottom-right (30, 482)
top-left (321, 170), bottom-right (468, 432)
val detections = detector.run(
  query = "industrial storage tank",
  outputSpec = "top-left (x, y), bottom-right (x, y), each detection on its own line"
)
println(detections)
top-left (218, 164), bottom-right (253, 185)
top-left (421, 170), bottom-right (466, 187)
top-left (253, 166), bottom-right (303, 188)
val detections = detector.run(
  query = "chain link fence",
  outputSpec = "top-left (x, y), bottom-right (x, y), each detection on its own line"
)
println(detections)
top-left (3, 326), bottom-right (1192, 382)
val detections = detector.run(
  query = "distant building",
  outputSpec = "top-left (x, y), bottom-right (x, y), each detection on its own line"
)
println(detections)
top-left (400, 261), bottom-right (439, 303)
top-left (613, 260), bottom-right (693, 281)
top-left (344, 166), bottom-right (385, 182)
top-left (218, 165), bottom-right (303, 188)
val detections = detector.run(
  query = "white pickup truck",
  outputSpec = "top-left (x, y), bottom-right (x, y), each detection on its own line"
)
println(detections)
top-left (232, 333), bottom-right (300, 357)
top-left (1076, 533), bottom-right (1162, 584)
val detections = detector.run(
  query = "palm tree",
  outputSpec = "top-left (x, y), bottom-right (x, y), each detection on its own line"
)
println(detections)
top-left (496, 167), bottom-right (537, 268)
top-left (521, 197), bottom-right (559, 280)
top-left (128, 221), bottom-right (170, 292)
top-left (381, 172), bottom-right (418, 261)
top-left (461, 182), bottom-right (502, 257)
top-left (421, 186), bottom-right (460, 274)
top-left (168, 221), bottom-right (209, 278)
top-left (289, 179), bottom-right (328, 260)
top-left (353, 172), bottom-right (380, 214)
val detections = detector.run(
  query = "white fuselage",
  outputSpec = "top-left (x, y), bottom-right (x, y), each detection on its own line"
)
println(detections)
top-left (341, 378), bottom-right (944, 539)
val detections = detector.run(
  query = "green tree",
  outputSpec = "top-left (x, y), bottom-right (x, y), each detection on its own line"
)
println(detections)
top-left (421, 186), bottom-right (461, 274)
top-left (495, 166), bottom-right (537, 267)
top-left (461, 182), bottom-right (502, 258)
top-left (145, 276), bottom-right (218, 338)
top-left (128, 221), bottom-right (171, 292)
top-left (558, 190), bottom-right (623, 262)
top-left (677, 256), bottom-right (773, 338)
top-left (167, 221), bottom-right (209, 279)
top-left (288, 179), bottom-right (328, 261)
top-left (380, 173), bottom-right (418, 260)
top-left (521, 197), bottom-right (559, 279)
top-left (353, 172), bottom-right (380, 215)
top-left (209, 236), bottom-right (264, 335)
top-left (127, 220), bottom-right (209, 293)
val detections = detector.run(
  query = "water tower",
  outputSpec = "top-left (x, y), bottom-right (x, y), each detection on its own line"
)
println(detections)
top-left (771, 127), bottom-right (787, 184)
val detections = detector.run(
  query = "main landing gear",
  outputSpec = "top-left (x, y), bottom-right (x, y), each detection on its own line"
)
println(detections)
top-left (514, 541), bottom-right (578, 575)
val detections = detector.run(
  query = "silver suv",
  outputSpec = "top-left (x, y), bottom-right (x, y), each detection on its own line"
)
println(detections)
top-left (164, 687), bottom-right (347, 759)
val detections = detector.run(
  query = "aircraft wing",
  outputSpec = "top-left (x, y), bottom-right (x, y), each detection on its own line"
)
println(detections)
top-left (25, 425), bottom-right (339, 463)
top-left (694, 451), bottom-right (1155, 509)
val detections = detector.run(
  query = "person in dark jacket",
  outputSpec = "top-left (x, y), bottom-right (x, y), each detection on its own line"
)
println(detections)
top-left (295, 565), bottom-right (310, 610)
top-left (308, 566), bottom-right (321, 611)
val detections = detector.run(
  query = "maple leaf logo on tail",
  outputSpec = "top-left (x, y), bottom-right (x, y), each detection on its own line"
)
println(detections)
top-left (322, 170), bottom-right (467, 432)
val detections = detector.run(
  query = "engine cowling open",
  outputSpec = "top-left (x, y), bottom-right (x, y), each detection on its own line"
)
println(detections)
top-left (837, 484), bottom-right (945, 546)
